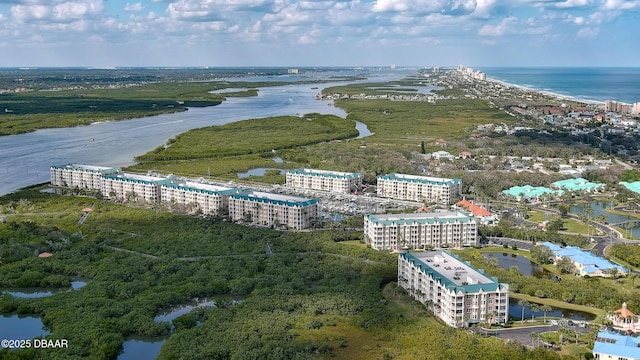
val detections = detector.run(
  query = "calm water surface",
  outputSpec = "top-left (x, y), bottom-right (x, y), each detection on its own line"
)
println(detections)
top-left (0, 70), bottom-right (413, 196)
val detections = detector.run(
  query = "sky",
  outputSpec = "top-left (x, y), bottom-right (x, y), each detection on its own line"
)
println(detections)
top-left (0, 0), bottom-right (638, 67)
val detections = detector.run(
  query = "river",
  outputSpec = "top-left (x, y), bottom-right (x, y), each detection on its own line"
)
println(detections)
top-left (0, 69), bottom-right (416, 196)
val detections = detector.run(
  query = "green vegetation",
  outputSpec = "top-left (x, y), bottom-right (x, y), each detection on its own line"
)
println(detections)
top-left (135, 113), bottom-right (358, 161)
top-left (457, 249), bottom-right (635, 314)
top-left (610, 244), bottom-right (640, 268)
top-left (0, 189), bottom-right (569, 359)
top-left (334, 98), bottom-right (514, 144)
top-left (0, 80), bottom-right (298, 135)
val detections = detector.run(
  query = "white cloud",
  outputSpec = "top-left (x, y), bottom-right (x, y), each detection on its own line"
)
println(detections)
top-left (549, 0), bottom-right (591, 8)
top-left (124, 3), bottom-right (143, 12)
top-left (52, 0), bottom-right (103, 21)
top-left (478, 16), bottom-right (515, 36)
top-left (602, 0), bottom-right (640, 10)
top-left (11, 4), bottom-right (50, 21)
top-left (577, 26), bottom-right (598, 36)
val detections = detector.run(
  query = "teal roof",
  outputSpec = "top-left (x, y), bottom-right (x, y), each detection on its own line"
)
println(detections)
top-left (52, 164), bottom-right (121, 174)
top-left (366, 212), bottom-right (474, 226)
top-left (378, 173), bottom-right (461, 185)
top-left (231, 192), bottom-right (319, 207)
top-left (502, 185), bottom-right (563, 199)
top-left (287, 168), bottom-right (361, 179)
top-left (620, 181), bottom-right (640, 194)
top-left (162, 183), bottom-right (240, 196)
top-left (103, 174), bottom-right (174, 186)
top-left (552, 178), bottom-right (605, 192)
top-left (400, 251), bottom-right (508, 294)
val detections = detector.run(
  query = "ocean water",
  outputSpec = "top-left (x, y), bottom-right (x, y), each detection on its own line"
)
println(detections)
top-left (478, 67), bottom-right (640, 104)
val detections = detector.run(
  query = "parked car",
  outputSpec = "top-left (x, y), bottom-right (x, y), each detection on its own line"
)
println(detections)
top-left (550, 320), bottom-right (559, 326)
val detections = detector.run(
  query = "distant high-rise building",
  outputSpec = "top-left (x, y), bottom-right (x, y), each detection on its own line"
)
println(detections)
top-left (633, 102), bottom-right (640, 115)
top-left (432, 67), bottom-right (440, 74)
top-left (390, 64), bottom-right (396, 70)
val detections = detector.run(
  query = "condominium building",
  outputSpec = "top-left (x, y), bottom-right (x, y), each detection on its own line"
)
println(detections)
top-left (377, 173), bottom-right (462, 205)
top-left (364, 212), bottom-right (477, 251)
top-left (285, 168), bottom-right (362, 194)
top-left (228, 191), bottom-right (320, 230)
top-left (101, 173), bottom-right (175, 203)
top-left (160, 181), bottom-right (240, 216)
top-left (398, 251), bottom-right (509, 328)
top-left (50, 164), bottom-right (121, 190)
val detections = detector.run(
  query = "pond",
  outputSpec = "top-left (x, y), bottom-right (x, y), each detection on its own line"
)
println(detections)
top-left (2, 280), bottom-right (88, 299)
top-left (484, 252), bottom-right (555, 279)
top-left (154, 297), bottom-right (244, 323)
top-left (0, 313), bottom-right (50, 341)
top-left (236, 168), bottom-right (286, 178)
top-left (570, 201), bottom-right (640, 238)
top-left (154, 300), bottom-right (216, 323)
top-left (118, 335), bottom-right (169, 360)
top-left (508, 298), bottom-right (596, 321)
top-left (354, 120), bottom-right (372, 138)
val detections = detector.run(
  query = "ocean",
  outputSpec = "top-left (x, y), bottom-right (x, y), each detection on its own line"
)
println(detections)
top-left (477, 67), bottom-right (640, 105)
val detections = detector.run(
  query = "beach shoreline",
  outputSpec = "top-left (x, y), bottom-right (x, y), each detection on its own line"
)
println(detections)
top-left (485, 75), bottom-right (604, 106)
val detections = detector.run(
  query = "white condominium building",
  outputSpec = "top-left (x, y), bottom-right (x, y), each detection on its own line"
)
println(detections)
top-left (50, 164), bottom-right (121, 190)
top-left (398, 251), bottom-right (509, 328)
top-left (160, 181), bottom-right (240, 216)
top-left (364, 212), bottom-right (477, 251)
top-left (101, 173), bottom-right (175, 203)
top-left (229, 191), bottom-right (320, 230)
top-left (285, 168), bottom-right (362, 194)
top-left (377, 173), bottom-right (462, 205)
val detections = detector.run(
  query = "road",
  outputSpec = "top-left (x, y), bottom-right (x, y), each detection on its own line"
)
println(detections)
top-left (480, 322), bottom-right (592, 347)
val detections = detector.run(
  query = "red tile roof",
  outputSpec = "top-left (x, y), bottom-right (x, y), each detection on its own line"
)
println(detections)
top-left (456, 200), bottom-right (492, 217)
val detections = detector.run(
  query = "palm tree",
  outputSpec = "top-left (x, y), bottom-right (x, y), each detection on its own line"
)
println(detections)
top-left (630, 273), bottom-right (638, 289)
top-left (530, 303), bottom-right (540, 321)
top-left (518, 299), bottom-right (530, 323)
top-left (541, 305), bottom-right (552, 323)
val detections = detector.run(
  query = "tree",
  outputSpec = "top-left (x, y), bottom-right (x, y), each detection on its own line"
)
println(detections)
top-left (547, 218), bottom-right (564, 232)
top-left (530, 303), bottom-right (540, 321)
top-left (530, 245), bottom-right (554, 264)
top-left (557, 204), bottom-right (569, 218)
top-left (630, 273), bottom-right (638, 288)
top-left (606, 267), bottom-right (619, 278)
top-left (541, 305), bottom-right (552, 323)
top-left (556, 256), bottom-right (574, 274)
top-left (518, 299), bottom-right (530, 323)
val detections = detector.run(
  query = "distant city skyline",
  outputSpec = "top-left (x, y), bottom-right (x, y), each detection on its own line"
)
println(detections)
top-left (0, 0), bottom-right (638, 67)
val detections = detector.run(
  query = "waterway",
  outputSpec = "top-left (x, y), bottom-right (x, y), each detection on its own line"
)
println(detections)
top-left (2, 280), bottom-right (87, 298)
top-left (0, 69), bottom-right (415, 196)
top-left (483, 252), bottom-right (554, 279)
top-left (0, 313), bottom-right (50, 341)
top-left (508, 298), bottom-right (595, 321)
top-left (570, 201), bottom-right (640, 238)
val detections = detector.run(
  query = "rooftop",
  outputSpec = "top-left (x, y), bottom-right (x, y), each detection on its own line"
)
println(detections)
top-left (232, 191), bottom-right (319, 206)
top-left (366, 212), bottom-right (475, 226)
top-left (163, 181), bottom-right (239, 194)
top-left (502, 185), bottom-right (563, 199)
top-left (401, 251), bottom-right (507, 294)
top-left (52, 164), bottom-right (120, 172)
top-left (456, 199), bottom-right (492, 217)
top-left (620, 181), bottom-right (640, 195)
top-left (287, 168), bottom-right (361, 179)
top-left (552, 177), bottom-right (605, 192)
top-left (594, 330), bottom-right (640, 358)
top-left (378, 173), bottom-right (461, 184)
top-left (104, 173), bottom-right (174, 185)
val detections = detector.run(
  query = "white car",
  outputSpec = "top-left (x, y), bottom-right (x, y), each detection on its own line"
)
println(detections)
top-left (550, 320), bottom-right (559, 326)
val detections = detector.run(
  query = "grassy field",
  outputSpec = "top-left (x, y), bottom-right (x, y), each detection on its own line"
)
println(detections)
top-left (527, 210), bottom-right (592, 235)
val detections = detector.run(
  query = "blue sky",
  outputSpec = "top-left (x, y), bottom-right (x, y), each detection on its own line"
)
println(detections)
top-left (0, 0), bottom-right (638, 67)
